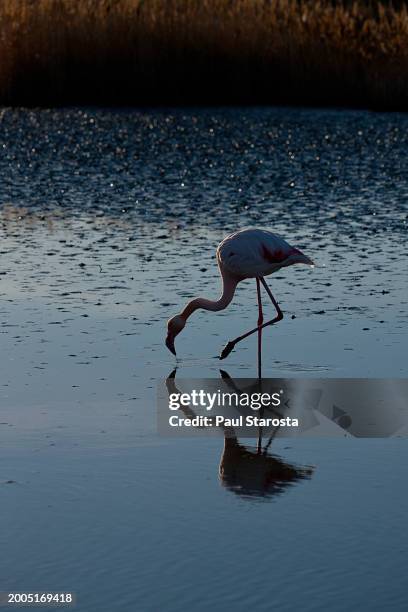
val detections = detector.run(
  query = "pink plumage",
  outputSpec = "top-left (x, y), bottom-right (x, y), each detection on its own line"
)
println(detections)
top-left (217, 228), bottom-right (312, 278)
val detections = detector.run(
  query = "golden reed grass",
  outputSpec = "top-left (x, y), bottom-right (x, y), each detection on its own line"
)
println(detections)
top-left (0, 0), bottom-right (407, 108)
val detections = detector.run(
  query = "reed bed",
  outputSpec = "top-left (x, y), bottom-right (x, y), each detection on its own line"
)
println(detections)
top-left (0, 0), bottom-right (408, 108)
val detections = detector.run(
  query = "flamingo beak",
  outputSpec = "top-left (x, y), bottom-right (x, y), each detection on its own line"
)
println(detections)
top-left (165, 333), bottom-right (177, 356)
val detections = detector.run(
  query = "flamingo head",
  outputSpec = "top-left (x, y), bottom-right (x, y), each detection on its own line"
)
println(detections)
top-left (166, 315), bottom-right (185, 356)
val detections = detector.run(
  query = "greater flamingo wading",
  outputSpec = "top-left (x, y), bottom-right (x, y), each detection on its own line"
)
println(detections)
top-left (165, 228), bottom-right (314, 373)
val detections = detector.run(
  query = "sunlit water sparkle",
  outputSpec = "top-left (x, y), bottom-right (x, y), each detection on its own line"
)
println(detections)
top-left (1, 107), bottom-right (407, 611)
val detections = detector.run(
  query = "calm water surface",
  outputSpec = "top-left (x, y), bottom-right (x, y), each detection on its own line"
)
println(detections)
top-left (0, 107), bottom-right (407, 611)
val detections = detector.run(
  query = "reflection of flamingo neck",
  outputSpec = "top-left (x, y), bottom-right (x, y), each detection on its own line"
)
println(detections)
top-left (181, 270), bottom-right (239, 321)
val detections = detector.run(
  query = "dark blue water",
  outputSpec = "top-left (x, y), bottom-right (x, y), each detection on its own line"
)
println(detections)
top-left (0, 107), bottom-right (407, 611)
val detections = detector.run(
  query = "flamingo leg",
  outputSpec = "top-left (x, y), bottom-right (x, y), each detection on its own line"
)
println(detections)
top-left (256, 278), bottom-right (263, 450)
top-left (256, 278), bottom-right (263, 379)
top-left (219, 277), bottom-right (283, 360)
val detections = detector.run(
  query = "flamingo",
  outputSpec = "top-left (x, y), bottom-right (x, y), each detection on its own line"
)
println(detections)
top-left (165, 228), bottom-right (314, 372)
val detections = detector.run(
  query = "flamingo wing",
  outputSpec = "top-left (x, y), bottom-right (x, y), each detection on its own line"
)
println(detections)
top-left (217, 229), bottom-right (295, 278)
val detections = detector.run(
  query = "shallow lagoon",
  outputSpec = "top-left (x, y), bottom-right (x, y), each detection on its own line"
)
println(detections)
top-left (1, 107), bottom-right (408, 611)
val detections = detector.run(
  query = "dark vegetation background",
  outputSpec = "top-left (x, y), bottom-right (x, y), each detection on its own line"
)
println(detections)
top-left (1, 0), bottom-right (408, 109)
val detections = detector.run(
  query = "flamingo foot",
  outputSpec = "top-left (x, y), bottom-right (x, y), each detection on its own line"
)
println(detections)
top-left (219, 341), bottom-right (235, 360)
top-left (219, 369), bottom-right (231, 379)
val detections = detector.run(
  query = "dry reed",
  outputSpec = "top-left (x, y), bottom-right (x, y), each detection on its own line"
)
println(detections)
top-left (0, 0), bottom-right (408, 108)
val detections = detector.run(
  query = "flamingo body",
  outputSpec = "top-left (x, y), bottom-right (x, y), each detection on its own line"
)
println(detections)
top-left (217, 228), bottom-right (311, 279)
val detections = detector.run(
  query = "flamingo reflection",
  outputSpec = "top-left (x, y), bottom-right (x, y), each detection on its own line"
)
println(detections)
top-left (166, 370), bottom-right (313, 500)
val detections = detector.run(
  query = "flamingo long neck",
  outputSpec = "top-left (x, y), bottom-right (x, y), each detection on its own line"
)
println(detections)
top-left (180, 272), bottom-right (239, 321)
